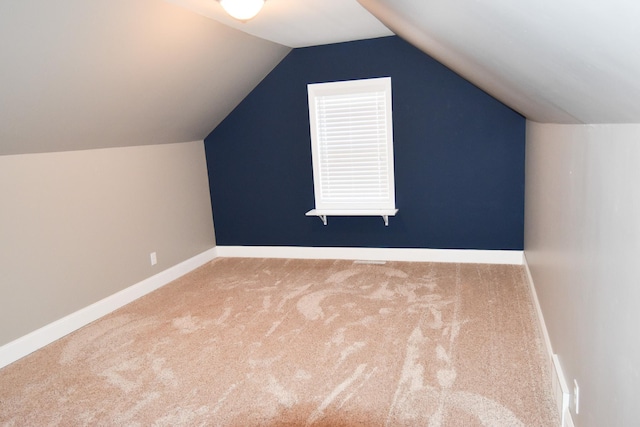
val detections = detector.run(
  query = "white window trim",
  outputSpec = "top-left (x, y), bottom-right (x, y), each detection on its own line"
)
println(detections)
top-left (305, 77), bottom-right (397, 226)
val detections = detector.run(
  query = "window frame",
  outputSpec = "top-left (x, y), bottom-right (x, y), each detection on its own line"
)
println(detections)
top-left (305, 77), bottom-right (398, 226)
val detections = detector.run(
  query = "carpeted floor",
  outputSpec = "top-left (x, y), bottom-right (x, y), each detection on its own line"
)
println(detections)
top-left (0, 258), bottom-right (558, 426)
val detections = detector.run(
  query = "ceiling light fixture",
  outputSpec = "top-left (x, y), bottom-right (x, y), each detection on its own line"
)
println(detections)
top-left (219, 0), bottom-right (265, 22)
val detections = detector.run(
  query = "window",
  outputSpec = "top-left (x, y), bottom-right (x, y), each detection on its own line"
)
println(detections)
top-left (305, 77), bottom-right (398, 226)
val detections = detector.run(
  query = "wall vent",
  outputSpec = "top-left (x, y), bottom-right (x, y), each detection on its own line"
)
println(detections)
top-left (353, 260), bottom-right (387, 265)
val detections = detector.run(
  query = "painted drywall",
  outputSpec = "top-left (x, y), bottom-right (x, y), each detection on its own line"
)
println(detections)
top-left (359, 0), bottom-right (640, 124)
top-left (205, 36), bottom-right (525, 250)
top-left (0, 0), bottom-right (290, 155)
top-left (165, 0), bottom-right (394, 48)
top-left (525, 122), bottom-right (640, 426)
top-left (0, 141), bottom-right (215, 346)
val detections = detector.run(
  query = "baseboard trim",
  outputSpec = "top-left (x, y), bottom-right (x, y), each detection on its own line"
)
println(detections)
top-left (0, 247), bottom-right (217, 369)
top-left (215, 246), bottom-right (523, 265)
top-left (523, 253), bottom-right (573, 427)
top-left (0, 247), bottom-right (521, 369)
top-left (523, 253), bottom-right (554, 376)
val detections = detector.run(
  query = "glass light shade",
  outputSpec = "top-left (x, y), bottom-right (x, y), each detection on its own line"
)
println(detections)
top-left (219, 0), bottom-right (265, 21)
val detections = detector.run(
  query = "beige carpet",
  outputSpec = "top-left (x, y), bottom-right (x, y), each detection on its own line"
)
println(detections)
top-left (0, 258), bottom-right (558, 426)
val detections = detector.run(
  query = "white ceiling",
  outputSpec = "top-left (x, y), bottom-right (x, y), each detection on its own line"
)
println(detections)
top-left (164, 0), bottom-right (393, 48)
top-left (359, 0), bottom-right (640, 124)
top-left (3, 0), bottom-right (639, 156)
top-left (167, 0), bottom-right (640, 124)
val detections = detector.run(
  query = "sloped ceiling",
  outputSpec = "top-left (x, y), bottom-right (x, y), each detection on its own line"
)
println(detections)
top-left (4, 0), bottom-right (638, 156)
top-left (165, 0), bottom-right (393, 48)
top-left (0, 0), bottom-right (290, 155)
top-left (359, 0), bottom-right (640, 124)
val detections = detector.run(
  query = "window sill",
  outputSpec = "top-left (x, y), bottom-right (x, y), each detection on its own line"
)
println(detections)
top-left (305, 209), bottom-right (398, 226)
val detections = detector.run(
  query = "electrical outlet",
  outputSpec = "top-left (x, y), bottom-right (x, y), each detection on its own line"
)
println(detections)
top-left (573, 379), bottom-right (580, 414)
top-left (150, 252), bottom-right (157, 266)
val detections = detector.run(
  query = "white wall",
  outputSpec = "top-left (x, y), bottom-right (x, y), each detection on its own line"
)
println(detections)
top-left (525, 121), bottom-right (640, 426)
top-left (0, 141), bottom-right (215, 346)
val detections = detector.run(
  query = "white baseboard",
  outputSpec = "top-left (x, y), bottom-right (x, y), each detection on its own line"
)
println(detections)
top-left (0, 247), bottom-right (217, 369)
top-left (552, 354), bottom-right (574, 427)
top-left (523, 253), bottom-right (573, 427)
top-left (215, 246), bottom-right (523, 265)
top-left (0, 247), bottom-right (521, 370)
top-left (523, 254), bottom-right (554, 377)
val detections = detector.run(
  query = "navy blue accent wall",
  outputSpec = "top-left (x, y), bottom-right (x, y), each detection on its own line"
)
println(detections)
top-left (204, 36), bottom-right (525, 250)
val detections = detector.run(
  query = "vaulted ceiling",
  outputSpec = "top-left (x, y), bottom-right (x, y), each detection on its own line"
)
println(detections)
top-left (2, 0), bottom-right (638, 155)
top-left (0, 0), bottom-right (289, 155)
top-left (359, 0), bottom-right (640, 124)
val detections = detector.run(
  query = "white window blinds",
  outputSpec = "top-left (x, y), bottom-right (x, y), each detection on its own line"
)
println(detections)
top-left (307, 77), bottom-right (396, 212)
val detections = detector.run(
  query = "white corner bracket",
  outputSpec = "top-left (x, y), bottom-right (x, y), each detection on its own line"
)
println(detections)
top-left (305, 209), bottom-right (399, 226)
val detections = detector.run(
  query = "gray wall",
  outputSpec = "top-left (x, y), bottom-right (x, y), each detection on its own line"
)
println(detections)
top-left (0, 141), bottom-right (215, 346)
top-left (0, 0), bottom-right (286, 350)
top-left (525, 121), bottom-right (640, 426)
